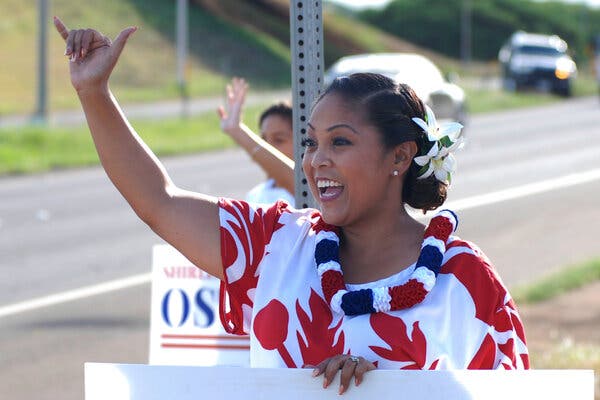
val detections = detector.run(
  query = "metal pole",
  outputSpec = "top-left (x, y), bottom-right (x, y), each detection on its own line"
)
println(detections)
top-left (36, 0), bottom-right (48, 122)
top-left (176, 0), bottom-right (189, 116)
top-left (460, 0), bottom-right (472, 68)
top-left (290, 0), bottom-right (324, 209)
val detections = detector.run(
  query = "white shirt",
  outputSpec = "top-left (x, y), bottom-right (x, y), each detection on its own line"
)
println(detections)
top-left (245, 179), bottom-right (295, 206)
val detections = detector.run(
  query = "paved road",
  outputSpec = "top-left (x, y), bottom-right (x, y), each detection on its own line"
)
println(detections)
top-left (0, 97), bottom-right (599, 399)
top-left (0, 149), bottom-right (263, 305)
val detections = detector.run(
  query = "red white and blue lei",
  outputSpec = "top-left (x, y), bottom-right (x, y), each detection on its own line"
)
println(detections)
top-left (315, 210), bottom-right (458, 316)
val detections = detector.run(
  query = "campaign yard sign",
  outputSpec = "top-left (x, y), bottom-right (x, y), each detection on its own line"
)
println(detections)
top-left (149, 244), bottom-right (250, 366)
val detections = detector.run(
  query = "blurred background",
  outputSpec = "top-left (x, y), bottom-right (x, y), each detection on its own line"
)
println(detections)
top-left (0, 0), bottom-right (599, 399)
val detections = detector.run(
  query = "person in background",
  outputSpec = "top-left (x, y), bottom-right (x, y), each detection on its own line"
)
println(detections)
top-left (217, 78), bottom-right (295, 204)
top-left (55, 18), bottom-right (529, 396)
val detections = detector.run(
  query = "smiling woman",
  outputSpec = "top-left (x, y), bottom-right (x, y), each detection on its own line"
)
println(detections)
top-left (220, 75), bottom-right (529, 379)
top-left (55, 16), bottom-right (529, 397)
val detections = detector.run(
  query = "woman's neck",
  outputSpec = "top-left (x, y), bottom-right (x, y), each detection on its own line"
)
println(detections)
top-left (338, 208), bottom-right (424, 284)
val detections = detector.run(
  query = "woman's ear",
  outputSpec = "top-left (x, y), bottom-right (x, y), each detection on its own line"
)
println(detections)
top-left (392, 141), bottom-right (418, 176)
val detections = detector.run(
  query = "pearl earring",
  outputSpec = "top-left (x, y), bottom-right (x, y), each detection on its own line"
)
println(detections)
top-left (392, 170), bottom-right (399, 176)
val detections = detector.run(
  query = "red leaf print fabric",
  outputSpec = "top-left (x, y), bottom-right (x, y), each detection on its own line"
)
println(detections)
top-left (467, 334), bottom-right (496, 369)
top-left (369, 313), bottom-right (438, 369)
top-left (490, 298), bottom-right (530, 369)
top-left (255, 300), bottom-right (289, 350)
top-left (295, 289), bottom-right (345, 366)
top-left (218, 199), bottom-right (287, 335)
top-left (444, 240), bottom-right (529, 369)
top-left (443, 240), bottom-right (501, 326)
top-left (254, 300), bottom-right (296, 368)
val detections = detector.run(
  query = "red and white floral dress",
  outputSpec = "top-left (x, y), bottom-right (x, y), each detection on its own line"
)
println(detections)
top-left (218, 198), bottom-right (530, 370)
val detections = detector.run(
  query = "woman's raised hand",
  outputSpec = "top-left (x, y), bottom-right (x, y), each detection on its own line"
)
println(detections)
top-left (217, 77), bottom-right (249, 136)
top-left (53, 17), bottom-right (137, 93)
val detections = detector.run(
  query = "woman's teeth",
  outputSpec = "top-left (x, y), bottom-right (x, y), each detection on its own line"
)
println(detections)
top-left (317, 180), bottom-right (343, 196)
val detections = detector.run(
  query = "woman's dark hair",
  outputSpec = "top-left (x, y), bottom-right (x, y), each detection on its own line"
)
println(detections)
top-left (259, 102), bottom-right (293, 128)
top-left (315, 72), bottom-right (447, 212)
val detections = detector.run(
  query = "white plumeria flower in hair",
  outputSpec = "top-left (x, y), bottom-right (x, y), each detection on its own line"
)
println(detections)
top-left (412, 105), bottom-right (440, 142)
top-left (411, 105), bottom-right (464, 184)
top-left (412, 105), bottom-right (463, 143)
top-left (433, 152), bottom-right (457, 183)
top-left (413, 142), bottom-right (438, 179)
top-left (437, 136), bottom-right (464, 158)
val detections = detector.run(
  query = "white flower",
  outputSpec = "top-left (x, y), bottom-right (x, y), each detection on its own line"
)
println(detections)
top-left (417, 145), bottom-right (461, 183)
top-left (411, 105), bottom-right (464, 184)
top-left (412, 106), bottom-right (441, 142)
top-left (434, 152), bottom-right (457, 183)
top-left (412, 106), bottom-right (463, 143)
top-left (437, 135), bottom-right (464, 158)
top-left (413, 142), bottom-right (439, 167)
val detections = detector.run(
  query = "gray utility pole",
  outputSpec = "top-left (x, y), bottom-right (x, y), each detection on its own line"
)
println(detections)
top-left (460, 0), bottom-right (472, 68)
top-left (35, 0), bottom-right (49, 122)
top-left (289, 0), bottom-right (324, 209)
top-left (176, 0), bottom-right (189, 114)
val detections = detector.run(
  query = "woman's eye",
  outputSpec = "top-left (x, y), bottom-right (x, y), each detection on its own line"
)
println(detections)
top-left (332, 137), bottom-right (351, 146)
top-left (301, 138), bottom-right (317, 148)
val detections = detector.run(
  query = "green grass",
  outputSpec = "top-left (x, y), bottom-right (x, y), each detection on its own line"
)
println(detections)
top-left (0, 105), bottom-right (266, 175)
top-left (322, 12), bottom-right (394, 63)
top-left (528, 340), bottom-right (599, 398)
top-left (0, 0), bottom-right (291, 115)
top-left (2, 0), bottom-right (450, 116)
top-left (463, 70), bottom-right (598, 114)
top-left (512, 258), bottom-right (600, 305)
top-left (572, 73), bottom-right (600, 97)
top-left (465, 87), bottom-right (559, 114)
top-left (530, 338), bottom-right (600, 369)
top-left (514, 258), bottom-right (599, 393)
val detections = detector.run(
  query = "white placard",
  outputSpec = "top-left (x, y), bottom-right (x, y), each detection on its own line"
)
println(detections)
top-left (85, 363), bottom-right (594, 400)
top-left (149, 244), bottom-right (249, 366)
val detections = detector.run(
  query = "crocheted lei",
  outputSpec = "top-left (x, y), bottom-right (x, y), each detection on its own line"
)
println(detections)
top-left (315, 210), bottom-right (458, 316)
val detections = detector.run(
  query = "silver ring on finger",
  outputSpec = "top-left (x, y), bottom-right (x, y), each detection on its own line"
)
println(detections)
top-left (348, 355), bottom-right (360, 364)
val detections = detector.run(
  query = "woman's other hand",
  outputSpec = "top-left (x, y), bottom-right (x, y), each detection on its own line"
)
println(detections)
top-left (53, 16), bottom-right (137, 93)
top-left (310, 354), bottom-right (376, 395)
top-left (217, 77), bottom-right (248, 137)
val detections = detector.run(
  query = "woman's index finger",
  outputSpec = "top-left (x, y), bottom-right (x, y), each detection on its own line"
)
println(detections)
top-left (53, 16), bottom-right (69, 41)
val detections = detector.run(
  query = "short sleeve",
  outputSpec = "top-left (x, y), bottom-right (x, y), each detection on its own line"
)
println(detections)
top-left (490, 296), bottom-right (530, 369)
top-left (218, 198), bottom-right (289, 335)
top-left (444, 239), bottom-right (530, 369)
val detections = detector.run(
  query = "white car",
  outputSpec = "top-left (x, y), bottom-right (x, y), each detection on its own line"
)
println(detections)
top-left (324, 53), bottom-right (467, 126)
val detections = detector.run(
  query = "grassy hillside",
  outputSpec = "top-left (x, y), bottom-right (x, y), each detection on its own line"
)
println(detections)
top-left (0, 0), bottom-right (456, 116)
top-left (0, 0), bottom-right (295, 115)
top-left (193, 0), bottom-right (456, 67)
